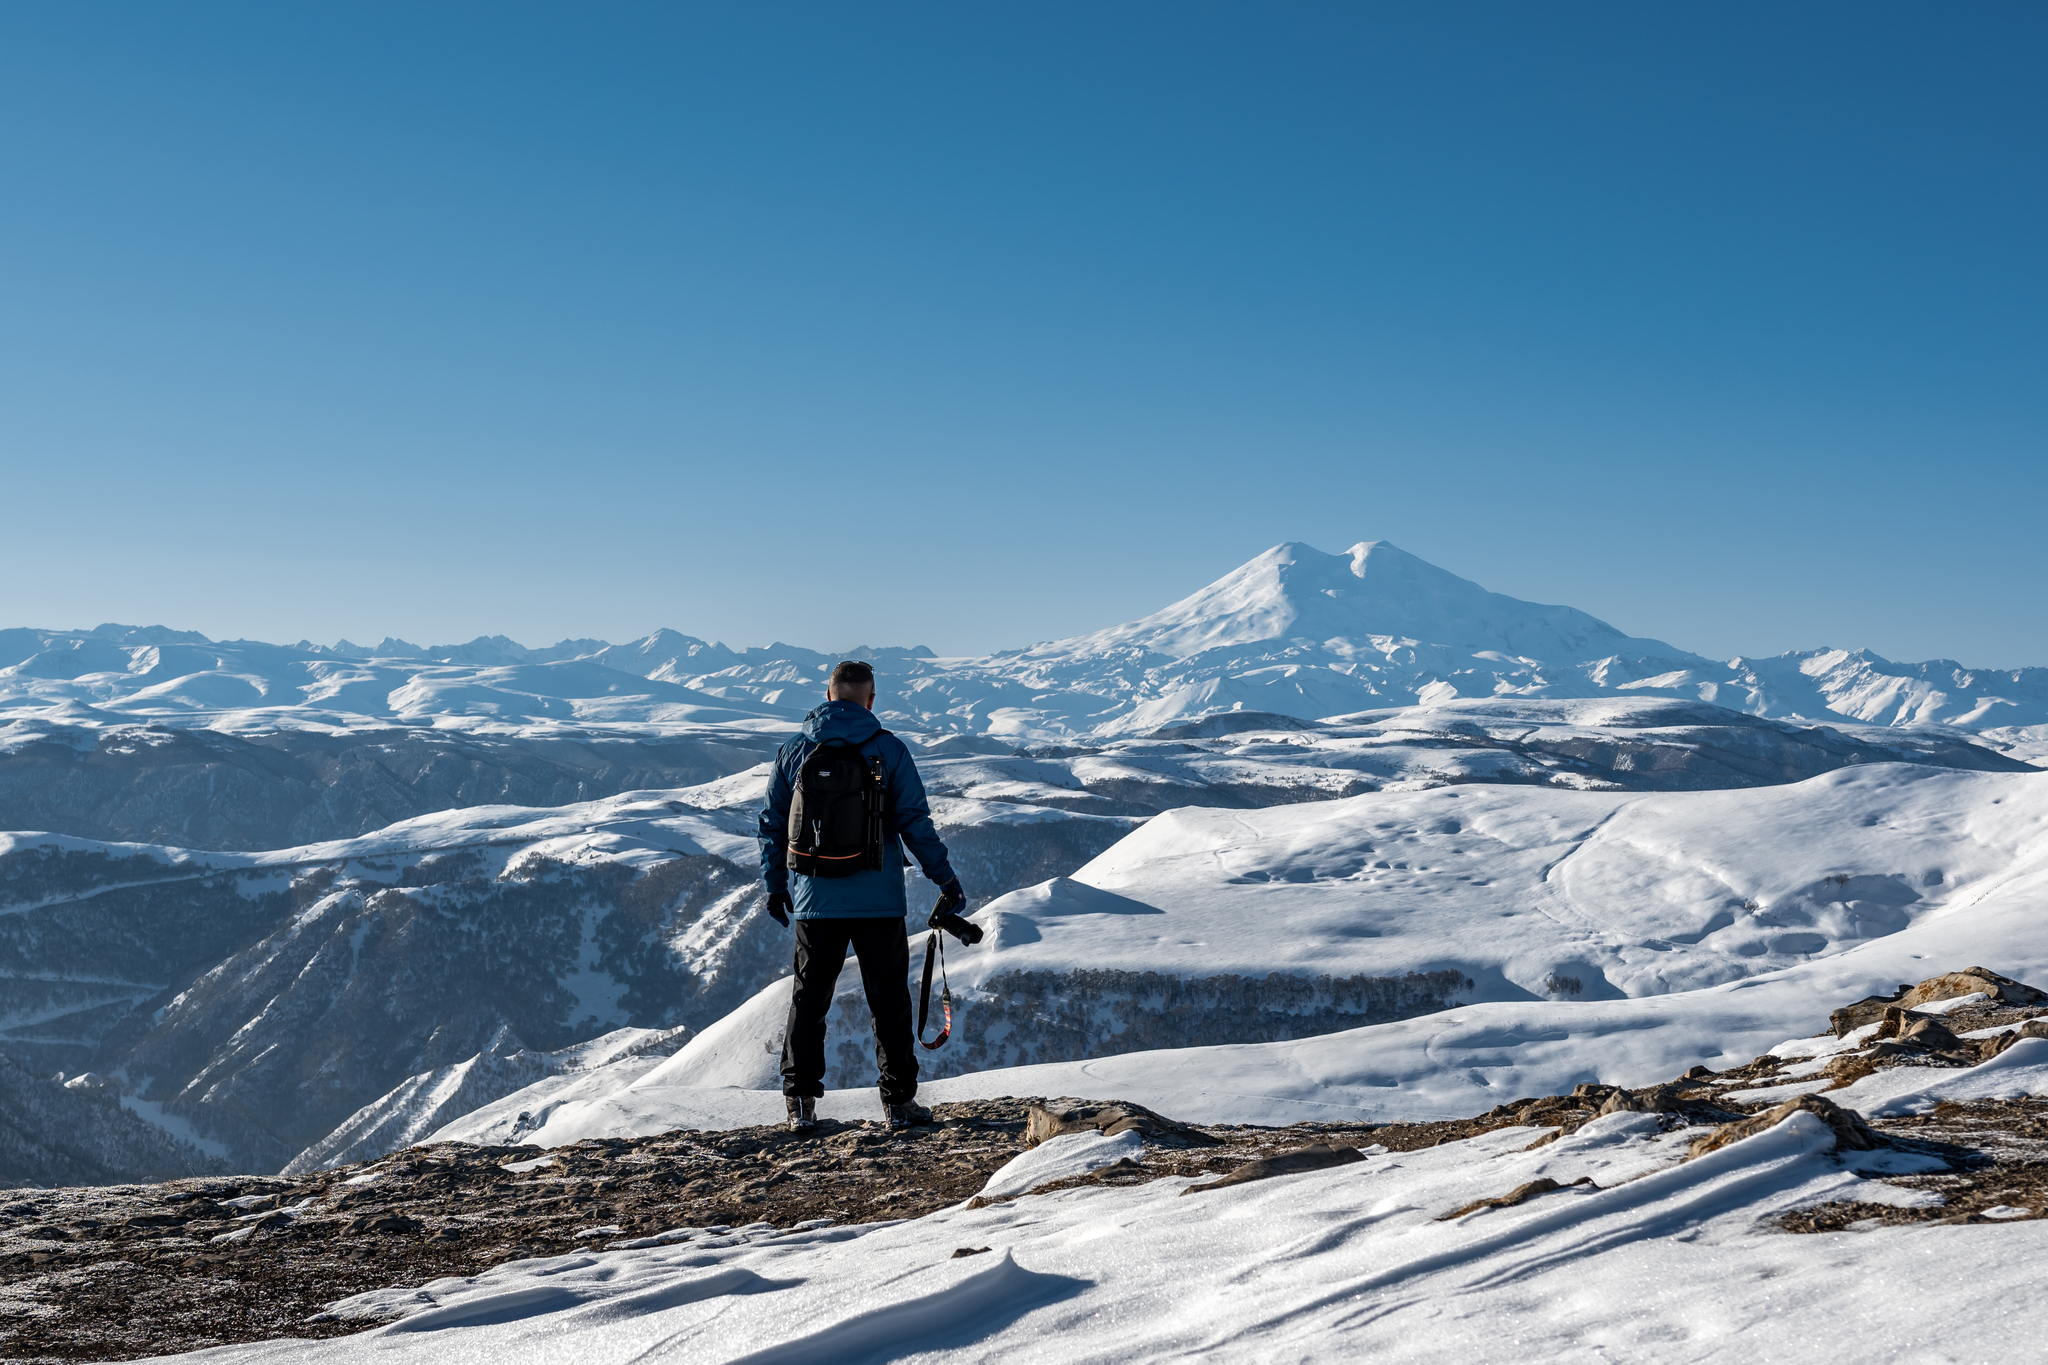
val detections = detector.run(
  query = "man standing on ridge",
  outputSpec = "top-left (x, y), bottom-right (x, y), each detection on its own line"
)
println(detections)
top-left (759, 659), bottom-right (968, 1132)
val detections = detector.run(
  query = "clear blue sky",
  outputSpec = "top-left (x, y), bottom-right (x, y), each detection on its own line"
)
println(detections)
top-left (3, 4), bottom-right (2043, 665)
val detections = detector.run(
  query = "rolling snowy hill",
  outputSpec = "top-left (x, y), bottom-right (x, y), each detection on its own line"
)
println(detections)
top-left (430, 761), bottom-right (2048, 1149)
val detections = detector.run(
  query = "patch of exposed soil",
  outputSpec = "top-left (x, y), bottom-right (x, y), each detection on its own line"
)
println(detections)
top-left (0, 1098), bottom-right (1389, 1362)
top-left (1777, 1098), bottom-right (2048, 1233)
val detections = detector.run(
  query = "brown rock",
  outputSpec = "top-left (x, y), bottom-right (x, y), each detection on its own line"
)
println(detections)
top-left (1897, 1016), bottom-right (1965, 1051)
top-left (1436, 1175), bottom-right (1594, 1221)
top-left (1831, 985), bottom-right (1912, 1037)
top-left (1023, 1101), bottom-right (1219, 1149)
top-left (1595, 1083), bottom-right (1706, 1117)
top-left (1822, 1053), bottom-right (1878, 1088)
top-left (1982, 1020), bottom-right (2048, 1058)
top-left (1687, 1093), bottom-right (1880, 1160)
top-left (1180, 1143), bottom-right (1366, 1194)
top-left (1832, 968), bottom-right (2048, 1037)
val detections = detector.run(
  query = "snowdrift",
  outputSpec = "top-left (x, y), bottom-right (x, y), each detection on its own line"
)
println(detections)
top-left (195, 1075), bottom-right (2048, 1363)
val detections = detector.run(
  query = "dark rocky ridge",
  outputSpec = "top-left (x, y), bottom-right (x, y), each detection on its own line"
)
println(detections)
top-left (0, 723), bottom-right (781, 851)
top-left (0, 845), bottom-right (784, 1176)
top-left (0, 1055), bottom-right (228, 1189)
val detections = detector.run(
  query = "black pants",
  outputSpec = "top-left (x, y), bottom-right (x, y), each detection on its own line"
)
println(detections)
top-left (781, 916), bottom-right (918, 1104)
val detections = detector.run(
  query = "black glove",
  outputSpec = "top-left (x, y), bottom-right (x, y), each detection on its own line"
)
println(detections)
top-left (927, 880), bottom-right (982, 945)
top-left (767, 891), bottom-right (791, 928)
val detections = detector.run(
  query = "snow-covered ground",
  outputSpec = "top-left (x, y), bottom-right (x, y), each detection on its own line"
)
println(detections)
top-left (173, 1052), bottom-right (2048, 1363)
top-left (433, 762), bottom-right (2048, 1146)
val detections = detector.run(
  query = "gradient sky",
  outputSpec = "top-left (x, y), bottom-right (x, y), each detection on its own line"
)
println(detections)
top-left (3, 4), bottom-right (2043, 666)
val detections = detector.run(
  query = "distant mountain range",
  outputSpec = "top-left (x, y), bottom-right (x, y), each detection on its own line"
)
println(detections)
top-left (3, 541), bottom-right (2044, 741)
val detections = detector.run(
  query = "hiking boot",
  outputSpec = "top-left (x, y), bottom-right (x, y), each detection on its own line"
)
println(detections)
top-left (785, 1095), bottom-right (817, 1133)
top-left (884, 1099), bottom-right (932, 1129)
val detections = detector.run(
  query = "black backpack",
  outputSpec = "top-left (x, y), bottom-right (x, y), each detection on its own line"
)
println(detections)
top-left (787, 736), bottom-right (890, 878)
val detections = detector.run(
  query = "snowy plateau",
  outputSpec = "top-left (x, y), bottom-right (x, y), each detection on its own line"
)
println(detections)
top-left (3, 539), bottom-right (2047, 1361)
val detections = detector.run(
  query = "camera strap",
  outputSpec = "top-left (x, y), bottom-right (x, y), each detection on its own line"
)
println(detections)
top-left (916, 929), bottom-right (952, 1050)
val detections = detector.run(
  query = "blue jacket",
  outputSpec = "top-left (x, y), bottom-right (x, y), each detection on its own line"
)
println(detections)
top-left (759, 701), bottom-right (956, 919)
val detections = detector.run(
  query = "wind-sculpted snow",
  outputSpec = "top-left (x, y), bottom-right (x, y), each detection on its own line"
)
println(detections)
top-left (4, 542), bottom-right (2045, 743)
top-left (190, 1099), bottom-right (2048, 1363)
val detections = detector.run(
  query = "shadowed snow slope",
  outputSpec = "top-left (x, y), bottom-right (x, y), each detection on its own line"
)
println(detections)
top-left (433, 764), bottom-right (2048, 1143)
top-left (200, 1100), bottom-right (2048, 1363)
top-left (0, 780), bottom-right (1151, 1175)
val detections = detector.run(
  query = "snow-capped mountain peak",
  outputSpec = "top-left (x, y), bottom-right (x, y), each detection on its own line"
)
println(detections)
top-left (1039, 539), bottom-right (1688, 665)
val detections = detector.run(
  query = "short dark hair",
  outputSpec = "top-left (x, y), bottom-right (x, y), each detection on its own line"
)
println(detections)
top-left (829, 660), bottom-right (875, 696)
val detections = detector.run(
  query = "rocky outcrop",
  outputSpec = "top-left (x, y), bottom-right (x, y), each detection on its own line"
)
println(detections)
top-left (1829, 967), bottom-right (2048, 1037)
top-left (1985, 1020), bottom-right (2048, 1058)
top-left (1435, 1175), bottom-right (1593, 1220)
top-left (1024, 1100), bottom-right (1219, 1149)
top-left (1687, 1093), bottom-right (1883, 1160)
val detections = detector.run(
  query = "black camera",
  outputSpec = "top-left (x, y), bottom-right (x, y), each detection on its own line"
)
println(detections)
top-left (928, 905), bottom-right (984, 945)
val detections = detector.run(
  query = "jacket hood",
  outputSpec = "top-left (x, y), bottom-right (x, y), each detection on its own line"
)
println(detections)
top-left (800, 699), bottom-right (884, 746)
